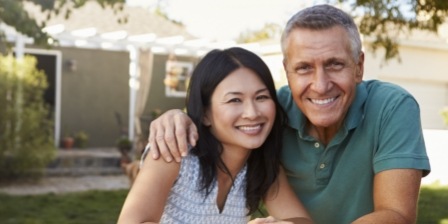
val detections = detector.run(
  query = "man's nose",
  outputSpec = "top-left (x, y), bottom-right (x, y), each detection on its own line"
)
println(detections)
top-left (311, 67), bottom-right (330, 94)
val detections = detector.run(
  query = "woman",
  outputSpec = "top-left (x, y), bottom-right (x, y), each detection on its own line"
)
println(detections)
top-left (118, 47), bottom-right (312, 224)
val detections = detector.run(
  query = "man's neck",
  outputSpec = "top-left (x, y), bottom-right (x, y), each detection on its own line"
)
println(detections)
top-left (307, 121), bottom-right (341, 146)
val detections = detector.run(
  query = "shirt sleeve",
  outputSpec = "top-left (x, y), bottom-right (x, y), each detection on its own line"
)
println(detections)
top-left (373, 93), bottom-right (431, 176)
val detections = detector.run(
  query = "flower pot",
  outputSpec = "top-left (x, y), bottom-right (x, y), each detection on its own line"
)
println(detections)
top-left (62, 137), bottom-right (75, 149)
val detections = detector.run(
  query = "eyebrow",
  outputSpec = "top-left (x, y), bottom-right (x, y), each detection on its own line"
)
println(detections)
top-left (324, 57), bottom-right (342, 64)
top-left (224, 88), bottom-right (269, 97)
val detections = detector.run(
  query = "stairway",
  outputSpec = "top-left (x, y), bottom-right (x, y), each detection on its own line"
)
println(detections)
top-left (46, 148), bottom-right (123, 176)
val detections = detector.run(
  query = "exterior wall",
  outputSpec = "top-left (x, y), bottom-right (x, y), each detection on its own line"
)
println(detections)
top-left (140, 54), bottom-right (198, 138)
top-left (59, 47), bottom-right (130, 147)
top-left (422, 129), bottom-right (448, 185)
top-left (364, 44), bottom-right (448, 129)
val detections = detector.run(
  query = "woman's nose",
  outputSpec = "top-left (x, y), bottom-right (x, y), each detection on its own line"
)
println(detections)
top-left (242, 101), bottom-right (259, 119)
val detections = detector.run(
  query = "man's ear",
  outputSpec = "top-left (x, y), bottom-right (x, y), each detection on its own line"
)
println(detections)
top-left (282, 58), bottom-right (287, 71)
top-left (355, 52), bottom-right (364, 83)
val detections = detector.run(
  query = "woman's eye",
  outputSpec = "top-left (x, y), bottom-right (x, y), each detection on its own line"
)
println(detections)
top-left (228, 98), bottom-right (241, 103)
top-left (256, 95), bottom-right (270, 101)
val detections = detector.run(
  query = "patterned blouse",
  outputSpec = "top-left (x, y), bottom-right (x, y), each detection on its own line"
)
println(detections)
top-left (141, 146), bottom-right (249, 224)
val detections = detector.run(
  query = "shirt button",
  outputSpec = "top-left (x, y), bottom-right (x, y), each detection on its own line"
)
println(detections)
top-left (314, 142), bottom-right (320, 148)
top-left (319, 163), bottom-right (326, 169)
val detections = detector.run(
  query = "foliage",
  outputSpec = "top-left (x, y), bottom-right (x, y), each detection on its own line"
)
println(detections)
top-left (154, 6), bottom-right (183, 26)
top-left (0, 54), bottom-right (56, 180)
top-left (237, 0), bottom-right (448, 62)
top-left (116, 135), bottom-right (132, 150)
top-left (74, 131), bottom-right (89, 148)
top-left (441, 107), bottom-right (448, 126)
top-left (339, 0), bottom-right (448, 62)
top-left (0, 189), bottom-right (128, 224)
top-left (0, 0), bottom-right (126, 53)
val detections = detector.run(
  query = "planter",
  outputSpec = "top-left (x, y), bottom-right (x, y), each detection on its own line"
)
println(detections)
top-left (62, 137), bottom-right (75, 149)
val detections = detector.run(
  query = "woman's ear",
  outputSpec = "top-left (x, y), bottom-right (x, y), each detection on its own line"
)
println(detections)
top-left (202, 116), bottom-right (211, 126)
top-left (202, 110), bottom-right (211, 126)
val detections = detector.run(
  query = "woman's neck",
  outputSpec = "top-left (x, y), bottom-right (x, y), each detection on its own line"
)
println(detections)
top-left (219, 148), bottom-right (251, 178)
top-left (215, 148), bottom-right (250, 213)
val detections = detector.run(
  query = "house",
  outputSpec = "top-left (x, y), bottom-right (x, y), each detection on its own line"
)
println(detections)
top-left (5, 2), bottom-right (447, 149)
top-left (3, 2), bottom-right (223, 148)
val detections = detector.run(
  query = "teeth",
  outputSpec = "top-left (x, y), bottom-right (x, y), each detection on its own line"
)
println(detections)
top-left (239, 125), bottom-right (261, 131)
top-left (311, 97), bottom-right (335, 105)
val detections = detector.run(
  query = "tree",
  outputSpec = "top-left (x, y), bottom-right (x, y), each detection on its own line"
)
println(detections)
top-left (0, 54), bottom-right (55, 180)
top-left (0, 0), bottom-right (125, 53)
top-left (238, 0), bottom-right (448, 62)
top-left (342, 0), bottom-right (448, 62)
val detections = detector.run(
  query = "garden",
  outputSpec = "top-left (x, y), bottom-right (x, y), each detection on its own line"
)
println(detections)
top-left (0, 184), bottom-right (446, 224)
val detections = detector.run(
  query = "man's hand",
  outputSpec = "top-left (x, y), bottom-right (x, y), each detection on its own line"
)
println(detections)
top-left (148, 109), bottom-right (198, 162)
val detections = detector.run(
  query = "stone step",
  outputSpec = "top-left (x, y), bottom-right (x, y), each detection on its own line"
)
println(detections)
top-left (46, 148), bottom-right (124, 177)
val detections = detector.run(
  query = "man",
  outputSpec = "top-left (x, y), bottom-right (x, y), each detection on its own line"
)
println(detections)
top-left (147, 4), bottom-right (430, 223)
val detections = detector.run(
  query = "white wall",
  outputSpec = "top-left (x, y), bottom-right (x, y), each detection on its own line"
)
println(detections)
top-left (422, 129), bottom-right (448, 186)
top-left (363, 43), bottom-right (448, 129)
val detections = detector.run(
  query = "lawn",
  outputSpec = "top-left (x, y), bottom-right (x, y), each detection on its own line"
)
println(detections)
top-left (0, 185), bottom-right (446, 224)
top-left (0, 190), bottom-right (128, 224)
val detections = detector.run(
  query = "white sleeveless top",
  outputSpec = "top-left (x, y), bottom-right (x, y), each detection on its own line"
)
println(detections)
top-left (141, 145), bottom-right (249, 224)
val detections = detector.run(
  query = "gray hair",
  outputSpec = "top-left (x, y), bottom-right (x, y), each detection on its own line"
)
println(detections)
top-left (281, 4), bottom-right (362, 63)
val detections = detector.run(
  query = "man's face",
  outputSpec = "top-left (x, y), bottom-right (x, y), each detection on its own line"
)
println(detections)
top-left (283, 26), bottom-right (364, 133)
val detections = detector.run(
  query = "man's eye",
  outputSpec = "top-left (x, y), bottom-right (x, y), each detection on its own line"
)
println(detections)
top-left (327, 62), bottom-right (344, 70)
top-left (295, 66), bottom-right (311, 74)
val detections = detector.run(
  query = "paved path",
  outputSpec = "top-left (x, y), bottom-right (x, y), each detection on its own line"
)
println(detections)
top-left (0, 174), bottom-right (130, 195)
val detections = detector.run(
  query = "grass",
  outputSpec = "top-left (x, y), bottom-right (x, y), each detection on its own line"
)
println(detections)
top-left (0, 190), bottom-right (128, 224)
top-left (418, 184), bottom-right (448, 224)
top-left (253, 184), bottom-right (448, 223)
top-left (0, 185), bottom-right (446, 224)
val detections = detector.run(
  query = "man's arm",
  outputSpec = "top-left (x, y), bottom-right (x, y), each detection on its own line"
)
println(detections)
top-left (148, 109), bottom-right (198, 162)
top-left (352, 169), bottom-right (422, 224)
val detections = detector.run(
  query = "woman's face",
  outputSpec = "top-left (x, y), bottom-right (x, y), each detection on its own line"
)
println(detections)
top-left (203, 67), bottom-right (276, 153)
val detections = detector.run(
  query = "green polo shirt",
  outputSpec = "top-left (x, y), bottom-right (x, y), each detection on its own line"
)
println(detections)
top-left (277, 80), bottom-right (430, 224)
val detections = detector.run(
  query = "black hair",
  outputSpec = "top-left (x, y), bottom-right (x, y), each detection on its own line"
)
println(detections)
top-left (186, 47), bottom-right (286, 214)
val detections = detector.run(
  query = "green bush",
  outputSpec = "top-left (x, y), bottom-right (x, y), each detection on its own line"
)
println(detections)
top-left (0, 54), bottom-right (55, 180)
top-left (74, 131), bottom-right (89, 148)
